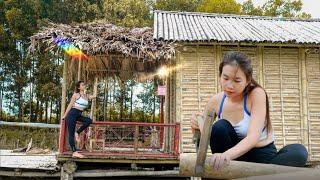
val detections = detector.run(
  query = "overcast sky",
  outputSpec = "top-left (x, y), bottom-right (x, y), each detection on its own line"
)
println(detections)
top-left (236, 0), bottom-right (320, 18)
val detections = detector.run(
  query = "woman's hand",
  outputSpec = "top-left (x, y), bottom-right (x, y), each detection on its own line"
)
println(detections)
top-left (191, 112), bottom-right (203, 133)
top-left (209, 153), bottom-right (231, 171)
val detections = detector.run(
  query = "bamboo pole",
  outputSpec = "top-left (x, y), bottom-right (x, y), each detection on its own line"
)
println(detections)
top-left (194, 103), bottom-right (216, 176)
top-left (217, 45), bottom-right (222, 92)
top-left (164, 75), bottom-right (170, 152)
top-left (90, 77), bottom-right (98, 122)
top-left (77, 60), bottom-right (82, 81)
top-left (179, 153), bottom-right (308, 179)
top-left (236, 169), bottom-right (320, 180)
top-left (299, 47), bottom-right (309, 149)
top-left (258, 46), bottom-right (264, 86)
top-left (279, 47), bottom-right (286, 146)
top-left (60, 55), bottom-right (68, 118)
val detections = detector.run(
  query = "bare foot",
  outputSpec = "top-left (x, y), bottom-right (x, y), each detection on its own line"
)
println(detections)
top-left (75, 132), bottom-right (80, 142)
top-left (72, 151), bottom-right (85, 158)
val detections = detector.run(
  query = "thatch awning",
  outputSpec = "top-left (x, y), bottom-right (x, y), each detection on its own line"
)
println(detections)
top-left (28, 21), bottom-right (176, 82)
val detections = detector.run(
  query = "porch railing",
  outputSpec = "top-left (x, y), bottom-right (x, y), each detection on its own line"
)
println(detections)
top-left (59, 121), bottom-right (180, 158)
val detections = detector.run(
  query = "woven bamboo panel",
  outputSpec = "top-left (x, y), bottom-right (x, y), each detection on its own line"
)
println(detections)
top-left (306, 50), bottom-right (320, 161)
top-left (177, 46), bottom-right (217, 153)
top-left (263, 47), bottom-right (303, 150)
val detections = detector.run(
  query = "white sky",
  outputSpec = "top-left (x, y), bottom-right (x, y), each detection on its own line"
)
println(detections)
top-left (236, 0), bottom-right (320, 18)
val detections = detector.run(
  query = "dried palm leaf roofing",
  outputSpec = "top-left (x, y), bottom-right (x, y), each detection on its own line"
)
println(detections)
top-left (28, 21), bottom-right (176, 82)
top-left (29, 21), bottom-right (175, 60)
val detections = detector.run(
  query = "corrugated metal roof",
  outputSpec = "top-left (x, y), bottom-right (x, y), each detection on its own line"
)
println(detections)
top-left (153, 10), bottom-right (320, 44)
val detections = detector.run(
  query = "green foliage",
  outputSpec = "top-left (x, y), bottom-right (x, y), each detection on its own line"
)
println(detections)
top-left (241, 0), bottom-right (311, 18)
top-left (154, 0), bottom-right (199, 12)
top-left (197, 0), bottom-right (241, 14)
top-left (103, 0), bottom-right (152, 27)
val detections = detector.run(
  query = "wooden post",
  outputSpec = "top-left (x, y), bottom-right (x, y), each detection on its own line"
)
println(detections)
top-left (299, 47), bottom-right (309, 149)
top-left (60, 55), bottom-right (68, 118)
top-left (279, 47), bottom-right (286, 146)
top-left (258, 46), bottom-right (264, 86)
top-left (134, 125), bottom-right (139, 155)
top-left (59, 55), bottom-right (68, 154)
top-left (180, 153), bottom-right (308, 179)
top-left (237, 169), bottom-right (320, 180)
top-left (90, 77), bottom-right (98, 121)
top-left (194, 103), bottom-right (216, 176)
top-left (164, 75), bottom-right (170, 152)
top-left (159, 96), bottom-right (164, 148)
top-left (77, 60), bottom-right (82, 81)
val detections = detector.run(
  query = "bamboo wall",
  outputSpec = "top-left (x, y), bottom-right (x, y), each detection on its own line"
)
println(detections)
top-left (174, 45), bottom-right (320, 161)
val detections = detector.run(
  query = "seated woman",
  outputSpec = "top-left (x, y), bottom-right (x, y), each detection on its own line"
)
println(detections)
top-left (62, 81), bottom-right (96, 158)
top-left (191, 52), bottom-right (308, 170)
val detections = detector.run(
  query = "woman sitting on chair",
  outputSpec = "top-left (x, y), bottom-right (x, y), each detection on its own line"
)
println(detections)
top-left (62, 81), bottom-right (96, 158)
top-left (191, 52), bottom-right (308, 170)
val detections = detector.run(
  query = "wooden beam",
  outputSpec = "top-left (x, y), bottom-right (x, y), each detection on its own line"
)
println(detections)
top-left (90, 77), bottom-right (98, 121)
top-left (236, 169), bottom-right (320, 180)
top-left (60, 55), bottom-right (68, 118)
top-left (179, 42), bottom-right (320, 48)
top-left (77, 60), bottom-right (82, 81)
top-left (299, 47), bottom-right (309, 150)
top-left (180, 153), bottom-right (308, 179)
top-left (194, 103), bottom-right (216, 176)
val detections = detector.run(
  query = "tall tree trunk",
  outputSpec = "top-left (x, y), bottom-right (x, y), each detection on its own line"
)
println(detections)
top-left (119, 80), bottom-right (125, 121)
top-left (103, 79), bottom-right (106, 121)
top-left (49, 101), bottom-right (52, 123)
top-left (0, 82), bottom-right (3, 120)
top-left (130, 80), bottom-right (133, 119)
top-left (45, 99), bottom-right (48, 123)
top-left (18, 88), bottom-right (22, 122)
top-left (109, 78), bottom-right (114, 121)
top-left (29, 60), bottom-right (33, 123)
top-left (35, 99), bottom-right (39, 122)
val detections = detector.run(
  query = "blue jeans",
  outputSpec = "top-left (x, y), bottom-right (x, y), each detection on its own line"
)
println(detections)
top-left (210, 119), bottom-right (308, 167)
top-left (66, 108), bottom-right (92, 152)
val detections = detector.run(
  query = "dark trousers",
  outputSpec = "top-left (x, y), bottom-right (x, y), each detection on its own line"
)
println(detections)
top-left (66, 108), bottom-right (92, 152)
top-left (210, 119), bottom-right (308, 167)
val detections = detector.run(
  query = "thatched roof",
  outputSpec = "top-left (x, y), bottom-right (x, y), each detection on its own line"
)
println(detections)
top-left (28, 21), bottom-right (176, 82)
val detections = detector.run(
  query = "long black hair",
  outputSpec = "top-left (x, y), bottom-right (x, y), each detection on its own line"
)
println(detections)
top-left (75, 81), bottom-right (84, 93)
top-left (219, 51), bottom-right (271, 133)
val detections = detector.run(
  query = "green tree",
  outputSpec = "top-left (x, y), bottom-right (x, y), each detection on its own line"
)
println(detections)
top-left (241, 0), bottom-right (311, 18)
top-left (241, 0), bottom-right (263, 16)
top-left (197, 0), bottom-right (241, 14)
top-left (154, 0), bottom-right (199, 12)
top-left (103, 0), bottom-right (152, 27)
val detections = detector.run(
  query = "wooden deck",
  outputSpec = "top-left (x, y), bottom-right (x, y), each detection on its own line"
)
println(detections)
top-left (0, 150), bottom-right (58, 170)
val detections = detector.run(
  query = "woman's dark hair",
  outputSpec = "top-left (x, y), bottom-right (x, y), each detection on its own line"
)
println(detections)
top-left (75, 81), bottom-right (84, 93)
top-left (219, 51), bottom-right (271, 133)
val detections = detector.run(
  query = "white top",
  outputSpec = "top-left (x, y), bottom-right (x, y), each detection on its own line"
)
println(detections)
top-left (73, 94), bottom-right (89, 111)
top-left (218, 94), bottom-right (273, 141)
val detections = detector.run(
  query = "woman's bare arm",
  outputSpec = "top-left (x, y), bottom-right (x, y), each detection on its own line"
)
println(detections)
top-left (62, 93), bottom-right (77, 119)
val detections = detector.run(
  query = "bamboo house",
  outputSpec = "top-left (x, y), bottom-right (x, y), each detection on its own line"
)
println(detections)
top-left (153, 10), bottom-right (320, 162)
